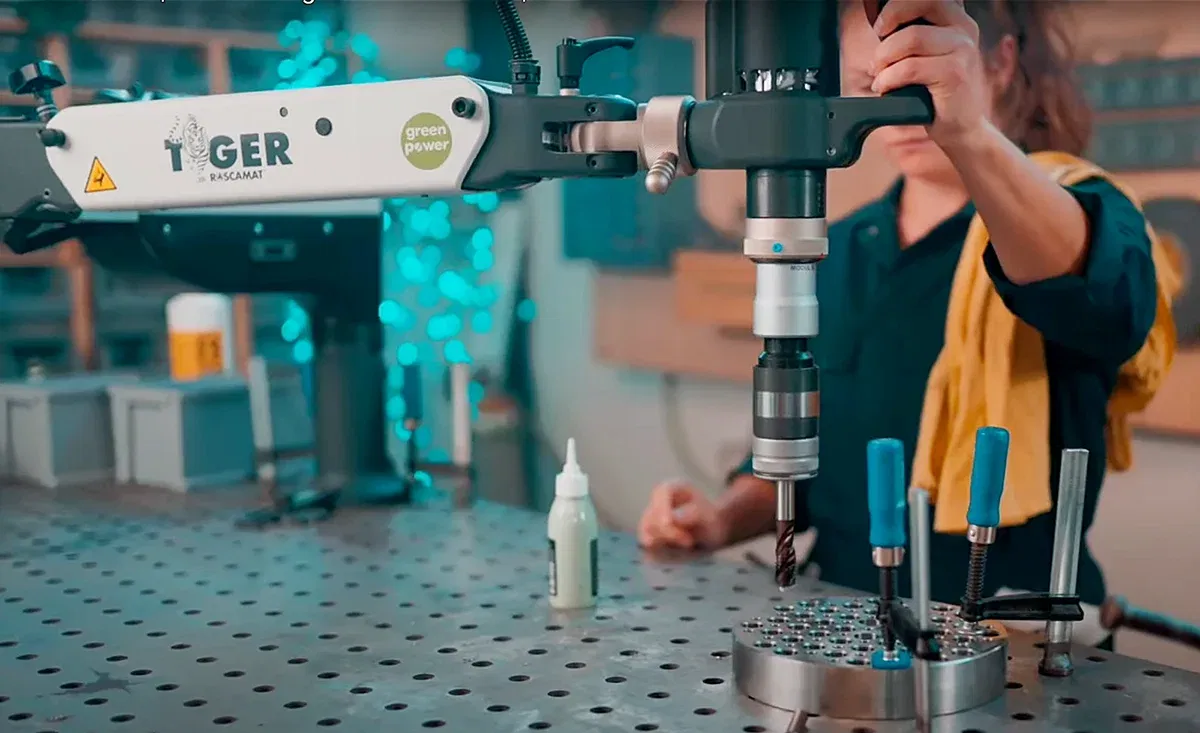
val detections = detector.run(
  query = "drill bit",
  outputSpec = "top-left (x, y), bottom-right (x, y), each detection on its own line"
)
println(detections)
top-left (775, 479), bottom-right (796, 590)
top-left (962, 427), bottom-right (1009, 616)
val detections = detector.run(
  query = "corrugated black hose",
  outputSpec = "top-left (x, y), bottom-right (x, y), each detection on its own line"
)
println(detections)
top-left (494, 0), bottom-right (534, 61)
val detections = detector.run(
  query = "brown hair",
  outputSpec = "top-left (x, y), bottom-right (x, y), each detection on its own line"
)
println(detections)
top-left (844, 0), bottom-right (1092, 155)
top-left (966, 0), bottom-right (1093, 155)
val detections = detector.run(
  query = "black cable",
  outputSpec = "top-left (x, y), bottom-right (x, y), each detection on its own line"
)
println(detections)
top-left (493, 0), bottom-right (534, 61)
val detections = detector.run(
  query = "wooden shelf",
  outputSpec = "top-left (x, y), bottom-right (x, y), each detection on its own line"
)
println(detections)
top-left (1, 17), bottom-right (346, 53)
top-left (0, 88), bottom-right (98, 107)
top-left (0, 245), bottom-right (66, 268)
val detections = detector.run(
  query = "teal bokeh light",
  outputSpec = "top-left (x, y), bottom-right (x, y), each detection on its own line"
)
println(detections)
top-left (277, 24), bottom-right (535, 445)
top-left (396, 342), bottom-right (419, 366)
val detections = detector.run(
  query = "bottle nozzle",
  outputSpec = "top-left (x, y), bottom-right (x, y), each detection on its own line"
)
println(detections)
top-left (556, 437), bottom-right (589, 497)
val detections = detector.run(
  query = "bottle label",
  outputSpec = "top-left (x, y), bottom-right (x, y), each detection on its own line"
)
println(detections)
top-left (590, 538), bottom-right (598, 598)
top-left (548, 539), bottom-right (557, 597)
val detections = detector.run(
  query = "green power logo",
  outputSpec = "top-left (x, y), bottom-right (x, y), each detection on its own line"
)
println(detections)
top-left (402, 113), bottom-right (453, 171)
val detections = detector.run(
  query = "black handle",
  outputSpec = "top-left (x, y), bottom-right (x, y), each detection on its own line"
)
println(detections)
top-left (872, 0), bottom-right (936, 120)
top-left (555, 36), bottom-right (636, 91)
top-left (1102, 597), bottom-right (1200, 651)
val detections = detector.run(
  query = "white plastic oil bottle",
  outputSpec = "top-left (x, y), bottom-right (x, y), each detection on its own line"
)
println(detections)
top-left (166, 293), bottom-right (235, 381)
top-left (548, 438), bottom-right (599, 609)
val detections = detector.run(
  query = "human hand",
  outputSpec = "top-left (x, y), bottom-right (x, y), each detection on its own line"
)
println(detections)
top-left (637, 479), bottom-right (730, 551)
top-left (865, 0), bottom-right (992, 150)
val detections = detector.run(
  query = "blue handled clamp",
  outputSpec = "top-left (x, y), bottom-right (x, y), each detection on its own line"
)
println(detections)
top-left (961, 426), bottom-right (1011, 614)
top-left (867, 438), bottom-right (907, 551)
top-left (866, 438), bottom-right (911, 671)
top-left (966, 426), bottom-right (1010, 532)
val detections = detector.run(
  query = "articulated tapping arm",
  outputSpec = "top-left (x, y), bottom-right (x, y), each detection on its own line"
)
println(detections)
top-left (0, 0), bottom-right (934, 582)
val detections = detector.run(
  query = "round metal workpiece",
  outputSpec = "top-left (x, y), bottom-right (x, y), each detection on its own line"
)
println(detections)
top-left (732, 596), bottom-right (1008, 720)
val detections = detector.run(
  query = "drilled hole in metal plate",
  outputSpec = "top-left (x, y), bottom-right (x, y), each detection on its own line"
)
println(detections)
top-left (1012, 712), bottom-right (1035, 721)
top-left (1164, 698), bottom-right (1187, 707)
top-left (1121, 714), bottom-right (1143, 722)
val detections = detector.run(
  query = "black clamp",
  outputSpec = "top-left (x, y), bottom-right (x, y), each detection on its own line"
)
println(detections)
top-left (960, 592), bottom-right (1085, 625)
top-left (887, 602), bottom-right (942, 662)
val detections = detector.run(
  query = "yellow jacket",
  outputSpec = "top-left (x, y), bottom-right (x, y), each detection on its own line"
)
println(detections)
top-left (911, 151), bottom-right (1182, 534)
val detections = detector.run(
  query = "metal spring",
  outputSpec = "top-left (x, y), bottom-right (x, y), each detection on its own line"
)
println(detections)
top-left (964, 543), bottom-right (988, 607)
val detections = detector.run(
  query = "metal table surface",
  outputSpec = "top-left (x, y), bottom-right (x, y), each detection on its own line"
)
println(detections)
top-left (1, 483), bottom-right (1199, 733)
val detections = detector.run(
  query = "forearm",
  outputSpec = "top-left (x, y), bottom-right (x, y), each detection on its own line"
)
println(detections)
top-left (941, 122), bottom-right (1090, 285)
top-left (715, 474), bottom-right (777, 545)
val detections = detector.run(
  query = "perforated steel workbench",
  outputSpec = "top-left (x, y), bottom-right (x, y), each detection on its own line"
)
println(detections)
top-left (2, 482), bottom-right (1198, 732)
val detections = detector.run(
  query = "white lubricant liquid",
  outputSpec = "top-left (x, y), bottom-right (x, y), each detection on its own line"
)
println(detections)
top-left (548, 438), bottom-right (598, 610)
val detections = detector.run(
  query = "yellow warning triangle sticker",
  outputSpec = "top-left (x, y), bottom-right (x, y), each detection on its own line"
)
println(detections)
top-left (84, 157), bottom-right (117, 193)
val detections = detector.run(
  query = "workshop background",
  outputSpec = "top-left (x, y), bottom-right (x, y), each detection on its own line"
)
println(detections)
top-left (1, 0), bottom-right (1199, 671)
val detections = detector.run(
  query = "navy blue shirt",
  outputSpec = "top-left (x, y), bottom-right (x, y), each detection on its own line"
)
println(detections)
top-left (735, 178), bottom-right (1158, 605)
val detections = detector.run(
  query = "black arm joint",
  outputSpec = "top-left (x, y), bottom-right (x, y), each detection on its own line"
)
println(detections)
top-left (0, 120), bottom-right (82, 252)
top-left (462, 90), bottom-right (639, 191)
top-left (887, 603), bottom-right (943, 661)
top-left (963, 592), bottom-right (1085, 624)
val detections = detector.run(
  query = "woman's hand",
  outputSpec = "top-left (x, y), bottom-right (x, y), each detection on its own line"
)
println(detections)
top-left (637, 479), bottom-right (731, 551)
top-left (867, 0), bottom-right (992, 150)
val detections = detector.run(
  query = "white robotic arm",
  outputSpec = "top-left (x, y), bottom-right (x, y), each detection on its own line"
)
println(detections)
top-left (44, 76), bottom-right (496, 211)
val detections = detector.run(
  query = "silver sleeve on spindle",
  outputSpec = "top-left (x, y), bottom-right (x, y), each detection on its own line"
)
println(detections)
top-left (1046, 449), bottom-right (1089, 645)
top-left (752, 262), bottom-right (818, 339)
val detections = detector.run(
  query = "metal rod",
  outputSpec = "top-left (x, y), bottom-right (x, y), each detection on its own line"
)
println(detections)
top-left (908, 487), bottom-right (933, 733)
top-left (1040, 448), bottom-right (1090, 677)
top-left (450, 363), bottom-right (472, 468)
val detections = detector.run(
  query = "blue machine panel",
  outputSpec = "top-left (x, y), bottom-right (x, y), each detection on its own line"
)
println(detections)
top-left (562, 35), bottom-right (696, 270)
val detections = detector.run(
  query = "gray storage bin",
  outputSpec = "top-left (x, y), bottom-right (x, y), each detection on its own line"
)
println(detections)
top-left (108, 378), bottom-right (254, 492)
top-left (0, 374), bottom-right (140, 488)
